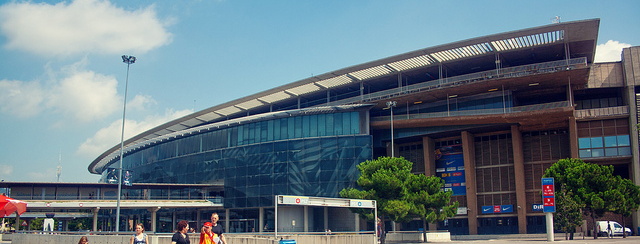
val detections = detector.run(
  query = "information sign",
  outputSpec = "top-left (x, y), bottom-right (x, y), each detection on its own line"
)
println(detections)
top-left (350, 200), bottom-right (374, 208)
top-left (541, 178), bottom-right (555, 212)
top-left (282, 196), bottom-right (309, 205)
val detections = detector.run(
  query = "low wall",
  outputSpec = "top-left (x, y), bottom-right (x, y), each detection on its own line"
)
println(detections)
top-left (11, 233), bottom-right (375, 244)
top-left (277, 234), bottom-right (375, 244)
top-left (13, 234), bottom-right (130, 244)
top-left (386, 231), bottom-right (451, 243)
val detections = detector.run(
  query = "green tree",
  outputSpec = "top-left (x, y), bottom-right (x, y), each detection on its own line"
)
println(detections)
top-left (29, 218), bottom-right (43, 231)
top-left (553, 184), bottom-right (583, 240)
top-left (544, 158), bottom-right (621, 239)
top-left (404, 173), bottom-right (458, 241)
top-left (340, 157), bottom-right (458, 244)
top-left (610, 176), bottom-right (640, 238)
top-left (68, 218), bottom-right (92, 231)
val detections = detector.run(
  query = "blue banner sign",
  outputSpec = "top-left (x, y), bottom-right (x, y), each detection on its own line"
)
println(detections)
top-left (481, 205), bottom-right (513, 214)
top-left (435, 145), bottom-right (466, 196)
top-left (532, 204), bottom-right (543, 211)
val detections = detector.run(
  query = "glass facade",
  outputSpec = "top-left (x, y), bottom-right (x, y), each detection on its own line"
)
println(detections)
top-left (102, 111), bottom-right (373, 208)
top-left (578, 135), bottom-right (631, 158)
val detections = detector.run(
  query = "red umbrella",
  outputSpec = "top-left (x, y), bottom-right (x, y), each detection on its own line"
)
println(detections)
top-left (0, 195), bottom-right (27, 217)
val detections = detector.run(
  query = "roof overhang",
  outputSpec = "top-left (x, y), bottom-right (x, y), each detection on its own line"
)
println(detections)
top-left (89, 19), bottom-right (600, 175)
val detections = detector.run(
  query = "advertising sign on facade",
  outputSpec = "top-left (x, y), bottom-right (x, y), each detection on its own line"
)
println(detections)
top-left (435, 145), bottom-right (466, 196)
top-left (481, 205), bottom-right (513, 214)
top-left (532, 204), bottom-right (543, 211)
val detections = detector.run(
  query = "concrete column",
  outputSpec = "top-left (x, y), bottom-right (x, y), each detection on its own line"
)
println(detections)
top-left (461, 131), bottom-right (478, 235)
top-left (511, 125), bottom-right (528, 234)
top-left (149, 207), bottom-right (160, 232)
top-left (303, 206), bottom-right (309, 232)
top-left (568, 117), bottom-right (579, 158)
top-left (172, 211), bottom-right (176, 231)
top-left (324, 207), bottom-right (328, 231)
top-left (15, 215), bottom-right (20, 231)
top-left (422, 136), bottom-right (435, 176)
top-left (622, 46), bottom-right (640, 235)
top-left (259, 207), bottom-right (264, 233)
top-left (355, 213), bottom-right (360, 232)
top-left (225, 209), bottom-right (230, 233)
top-left (92, 207), bottom-right (100, 231)
top-left (196, 209), bottom-right (201, 227)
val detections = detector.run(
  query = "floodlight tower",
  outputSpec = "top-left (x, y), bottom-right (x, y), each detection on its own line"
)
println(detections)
top-left (386, 101), bottom-right (397, 157)
top-left (116, 55), bottom-right (136, 232)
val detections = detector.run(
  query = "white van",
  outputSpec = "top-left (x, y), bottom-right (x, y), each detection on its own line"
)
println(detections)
top-left (596, 221), bottom-right (632, 237)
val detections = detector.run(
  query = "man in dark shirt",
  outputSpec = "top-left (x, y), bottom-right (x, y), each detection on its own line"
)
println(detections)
top-left (210, 213), bottom-right (226, 244)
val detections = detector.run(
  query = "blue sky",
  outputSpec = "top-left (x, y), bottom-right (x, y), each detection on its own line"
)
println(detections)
top-left (0, 0), bottom-right (638, 183)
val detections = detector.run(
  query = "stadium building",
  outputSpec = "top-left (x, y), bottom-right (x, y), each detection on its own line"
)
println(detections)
top-left (89, 18), bottom-right (640, 235)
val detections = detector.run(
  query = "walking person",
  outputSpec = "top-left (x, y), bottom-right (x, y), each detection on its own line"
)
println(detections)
top-left (210, 213), bottom-right (227, 244)
top-left (607, 221), bottom-right (613, 238)
top-left (77, 236), bottom-right (89, 244)
top-left (130, 223), bottom-right (148, 244)
top-left (172, 220), bottom-right (191, 244)
top-left (199, 222), bottom-right (216, 244)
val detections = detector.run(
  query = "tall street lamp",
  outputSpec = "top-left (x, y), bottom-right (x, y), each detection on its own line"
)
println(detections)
top-left (116, 55), bottom-right (136, 232)
top-left (386, 101), bottom-right (397, 157)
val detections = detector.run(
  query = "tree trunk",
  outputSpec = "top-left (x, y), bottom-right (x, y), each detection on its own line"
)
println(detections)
top-left (422, 219), bottom-right (428, 243)
top-left (622, 217), bottom-right (627, 238)
top-left (592, 212), bottom-right (598, 239)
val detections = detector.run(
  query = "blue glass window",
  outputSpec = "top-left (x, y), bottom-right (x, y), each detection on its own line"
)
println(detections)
top-left (590, 137), bottom-right (603, 148)
top-left (619, 147), bottom-right (631, 155)
top-left (604, 136), bottom-right (617, 147)
top-left (617, 135), bottom-right (630, 146)
top-left (326, 114), bottom-right (335, 135)
top-left (605, 148), bottom-right (618, 156)
top-left (318, 114), bottom-right (327, 136)
top-left (578, 138), bottom-right (590, 149)
top-left (334, 113), bottom-right (343, 135)
top-left (273, 119), bottom-right (281, 140)
top-left (579, 135), bottom-right (631, 158)
top-left (309, 115), bottom-right (318, 137)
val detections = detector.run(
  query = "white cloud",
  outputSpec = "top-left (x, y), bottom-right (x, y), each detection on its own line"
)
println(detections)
top-left (48, 69), bottom-right (121, 122)
top-left (594, 40), bottom-right (631, 63)
top-left (76, 108), bottom-right (193, 158)
top-left (26, 168), bottom-right (57, 182)
top-left (0, 79), bottom-right (45, 118)
top-left (0, 164), bottom-right (14, 179)
top-left (0, 60), bottom-right (127, 123)
top-left (128, 94), bottom-right (157, 112)
top-left (0, 0), bottom-right (172, 56)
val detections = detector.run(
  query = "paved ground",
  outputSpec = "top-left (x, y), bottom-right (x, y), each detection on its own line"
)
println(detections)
top-left (2, 234), bottom-right (639, 243)
top-left (395, 235), bottom-right (640, 243)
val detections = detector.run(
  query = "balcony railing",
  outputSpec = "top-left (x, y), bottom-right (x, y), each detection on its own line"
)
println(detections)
top-left (324, 57), bottom-right (587, 106)
top-left (574, 106), bottom-right (629, 119)
top-left (371, 101), bottom-right (571, 122)
top-left (11, 190), bottom-right (222, 201)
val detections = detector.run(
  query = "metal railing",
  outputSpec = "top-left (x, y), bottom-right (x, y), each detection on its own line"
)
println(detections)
top-left (11, 193), bottom-right (222, 202)
top-left (324, 57), bottom-right (587, 106)
top-left (574, 106), bottom-right (629, 119)
top-left (371, 101), bottom-right (571, 122)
